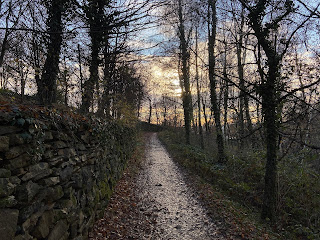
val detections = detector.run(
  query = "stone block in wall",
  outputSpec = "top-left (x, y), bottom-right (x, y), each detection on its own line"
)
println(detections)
top-left (59, 165), bottom-right (73, 182)
top-left (48, 220), bottom-right (69, 240)
top-left (82, 213), bottom-right (95, 238)
top-left (5, 145), bottom-right (31, 159)
top-left (53, 209), bottom-right (68, 223)
top-left (0, 208), bottom-right (19, 240)
top-left (9, 134), bottom-right (25, 146)
top-left (0, 195), bottom-right (17, 208)
top-left (20, 201), bottom-right (46, 224)
top-left (0, 168), bottom-right (11, 178)
top-left (45, 186), bottom-right (64, 203)
top-left (44, 150), bottom-right (54, 159)
top-left (76, 144), bottom-right (86, 151)
top-left (39, 176), bottom-right (60, 186)
top-left (44, 131), bottom-right (53, 141)
top-left (19, 132), bottom-right (32, 142)
top-left (0, 136), bottom-right (9, 152)
top-left (70, 222), bottom-right (78, 239)
top-left (80, 155), bottom-right (87, 162)
top-left (71, 173), bottom-right (83, 189)
top-left (16, 181), bottom-right (41, 203)
top-left (10, 176), bottom-right (21, 185)
top-left (80, 132), bottom-right (90, 143)
top-left (6, 153), bottom-right (32, 171)
top-left (0, 126), bottom-right (20, 135)
top-left (52, 131), bottom-right (71, 142)
top-left (0, 178), bottom-right (15, 197)
top-left (87, 157), bottom-right (96, 165)
top-left (78, 192), bottom-right (86, 208)
top-left (58, 148), bottom-right (76, 158)
top-left (31, 210), bottom-right (53, 239)
top-left (21, 162), bottom-right (52, 182)
top-left (21, 206), bottom-right (46, 235)
top-left (52, 141), bottom-right (67, 149)
top-left (48, 156), bottom-right (64, 167)
top-left (78, 210), bottom-right (85, 227)
top-left (58, 199), bottom-right (74, 213)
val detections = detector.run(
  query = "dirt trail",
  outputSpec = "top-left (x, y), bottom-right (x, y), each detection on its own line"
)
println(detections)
top-left (90, 132), bottom-right (223, 240)
top-left (136, 133), bottom-right (221, 239)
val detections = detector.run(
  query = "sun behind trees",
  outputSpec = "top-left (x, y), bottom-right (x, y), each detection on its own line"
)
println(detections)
top-left (1, 0), bottom-right (320, 238)
top-left (147, 0), bottom-right (320, 236)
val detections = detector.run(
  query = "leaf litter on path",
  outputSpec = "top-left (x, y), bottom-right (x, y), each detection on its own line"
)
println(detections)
top-left (89, 133), bottom-right (232, 239)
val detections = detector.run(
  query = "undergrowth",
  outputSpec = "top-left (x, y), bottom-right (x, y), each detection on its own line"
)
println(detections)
top-left (158, 129), bottom-right (320, 240)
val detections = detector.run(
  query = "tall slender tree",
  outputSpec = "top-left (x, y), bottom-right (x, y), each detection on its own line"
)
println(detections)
top-left (195, 27), bottom-right (204, 149)
top-left (81, 0), bottom-right (108, 112)
top-left (177, 0), bottom-right (193, 144)
top-left (208, 0), bottom-right (226, 163)
top-left (39, 0), bottom-right (65, 105)
top-left (238, 0), bottom-right (317, 221)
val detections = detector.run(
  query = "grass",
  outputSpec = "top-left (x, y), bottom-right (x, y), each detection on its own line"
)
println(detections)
top-left (158, 128), bottom-right (320, 240)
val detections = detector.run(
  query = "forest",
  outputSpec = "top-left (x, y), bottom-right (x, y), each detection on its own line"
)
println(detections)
top-left (0, 0), bottom-right (320, 239)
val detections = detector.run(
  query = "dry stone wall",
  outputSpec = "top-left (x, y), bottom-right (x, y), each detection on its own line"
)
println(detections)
top-left (0, 108), bottom-right (136, 239)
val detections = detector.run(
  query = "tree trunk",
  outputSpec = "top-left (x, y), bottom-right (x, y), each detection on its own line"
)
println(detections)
top-left (174, 105), bottom-right (177, 128)
top-left (39, 0), bottom-right (64, 105)
top-left (223, 39), bottom-right (229, 144)
top-left (261, 61), bottom-right (278, 221)
top-left (0, 13), bottom-right (9, 68)
top-left (81, 0), bottom-right (105, 113)
top-left (62, 56), bottom-right (68, 106)
top-left (77, 44), bottom-right (84, 100)
top-left (236, 9), bottom-right (255, 148)
top-left (243, 1), bottom-right (282, 221)
top-left (178, 0), bottom-right (192, 145)
top-left (148, 98), bottom-right (152, 124)
top-left (236, 7), bottom-right (246, 147)
top-left (195, 28), bottom-right (205, 149)
top-left (97, 40), bottom-right (110, 117)
top-left (202, 97), bottom-right (209, 133)
top-left (82, 39), bottom-right (99, 112)
top-left (155, 104), bottom-right (160, 125)
top-left (20, 62), bottom-right (27, 103)
top-left (208, 0), bottom-right (226, 163)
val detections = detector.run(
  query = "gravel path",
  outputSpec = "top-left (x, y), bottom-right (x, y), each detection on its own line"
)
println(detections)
top-left (136, 133), bottom-right (221, 239)
top-left (90, 132), bottom-right (223, 240)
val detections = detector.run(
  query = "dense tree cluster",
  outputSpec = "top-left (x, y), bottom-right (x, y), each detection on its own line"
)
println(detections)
top-left (145, 0), bottom-right (320, 223)
top-left (0, 0), bottom-right (153, 118)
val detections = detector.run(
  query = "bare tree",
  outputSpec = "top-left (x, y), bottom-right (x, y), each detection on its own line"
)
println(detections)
top-left (208, 0), bottom-right (226, 163)
top-left (38, 0), bottom-right (67, 105)
top-left (239, 0), bottom-right (319, 221)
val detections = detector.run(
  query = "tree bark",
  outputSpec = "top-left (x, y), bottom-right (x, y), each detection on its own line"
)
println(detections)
top-left (222, 39), bottom-right (229, 144)
top-left (77, 44), bottom-right (84, 104)
top-left (195, 28), bottom-right (205, 149)
top-left (240, 0), bottom-right (283, 221)
top-left (0, 12), bottom-right (9, 68)
top-left (39, 0), bottom-right (64, 105)
top-left (81, 0), bottom-right (106, 113)
top-left (178, 0), bottom-right (192, 144)
top-left (236, 8), bottom-right (255, 148)
top-left (202, 97), bottom-right (209, 133)
top-left (148, 98), bottom-right (152, 124)
top-left (38, 0), bottom-right (64, 105)
top-left (208, 0), bottom-right (226, 163)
